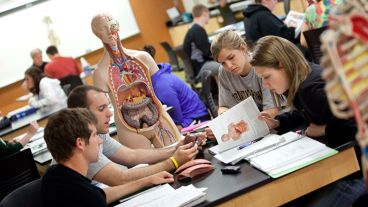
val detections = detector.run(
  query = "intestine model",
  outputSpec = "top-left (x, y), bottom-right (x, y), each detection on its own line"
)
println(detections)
top-left (91, 13), bottom-right (180, 148)
top-left (321, 0), bottom-right (368, 183)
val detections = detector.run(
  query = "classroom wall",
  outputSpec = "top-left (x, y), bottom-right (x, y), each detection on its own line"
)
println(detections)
top-left (83, 0), bottom-right (185, 66)
top-left (0, 0), bottom-right (139, 89)
top-left (0, 0), bottom-right (185, 112)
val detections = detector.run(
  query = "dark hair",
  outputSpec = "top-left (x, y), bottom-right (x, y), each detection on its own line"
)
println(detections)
top-left (44, 108), bottom-right (97, 162)
top-left (143, 45), bottom-right (156, 59)
top-left (24, 67), bottom-right (45, 95)
top-left (192, 4), bottom-right (209, 18)
top-left (254, 0), bottom-right (262, 3)
top-left (46, 45), bottom-right (58, 55)
top-left (67, 85), bottom-right (106, 109)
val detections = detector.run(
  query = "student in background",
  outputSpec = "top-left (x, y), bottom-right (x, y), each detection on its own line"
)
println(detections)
top-left (143, 45), bottom-right (210, 130)
top-left (243, 0), bottom-right (298, 44)
top-left (253, 35), bottom-right (364, 206)
top-left (66, 85), bottom-right (198, 186)
top-left (24, 67), bottom-right (67, 109)
top-left (29, 48), bottom-right (48, 72)
top-left (42, 108), bottom-right (174, 206)
top-left (0, 121), bottom-right (39, 158)
top-left (44, 45), bottom-right (82, 79)
top-left (183, 4), bottom-right (220, 78)
top-left (209, 0), bottom-right (236, 26)
top-left (210, 30), bottom-right (278, 116)
top-left (300, 0), bottom-right (343, 47)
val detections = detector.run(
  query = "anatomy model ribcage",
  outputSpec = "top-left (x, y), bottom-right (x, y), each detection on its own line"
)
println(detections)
top-left (321, 0), bottom-right (368, 184)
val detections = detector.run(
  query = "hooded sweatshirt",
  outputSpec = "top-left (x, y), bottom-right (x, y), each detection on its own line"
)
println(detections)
top-left (151, 63), bottom-right (209, 127)
top-left (243, 4), bottom-right (296, 43)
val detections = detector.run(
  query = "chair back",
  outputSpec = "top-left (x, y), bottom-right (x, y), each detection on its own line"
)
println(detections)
top-left (0, 149), bottom-right (40, 202)
top-left (0, 178), bottom-right (42, 207)
top-left (59, 75), bottom-right (84, 95)
top-left (303, 26), bottom-right (328, 64)
top-left (176, 47), bottom-right (200, 90)
top-left (160, 42), bottom-right (183, 72)
top-left (201, 70), bottom-right (218, 118)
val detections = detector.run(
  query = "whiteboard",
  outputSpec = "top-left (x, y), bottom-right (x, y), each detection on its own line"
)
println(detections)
top-left (0, 0), bottom-right (139, 88)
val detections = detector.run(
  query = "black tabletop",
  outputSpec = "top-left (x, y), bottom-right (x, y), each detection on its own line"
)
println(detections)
top-left (171, 141), bottom-right (357, 206)
top-left (172, 144), bottom-right (271, 206)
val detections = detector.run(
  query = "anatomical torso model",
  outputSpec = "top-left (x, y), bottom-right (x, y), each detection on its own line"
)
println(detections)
top-left (91, 13), bottom-right (180, 148)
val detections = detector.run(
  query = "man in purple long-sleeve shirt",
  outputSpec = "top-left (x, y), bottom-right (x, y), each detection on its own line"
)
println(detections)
top-left (151, 63), bottom-right (210, 130)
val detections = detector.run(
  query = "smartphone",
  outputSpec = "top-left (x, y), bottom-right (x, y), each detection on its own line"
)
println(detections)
top-left (221, 166), bottom-right (241, 174)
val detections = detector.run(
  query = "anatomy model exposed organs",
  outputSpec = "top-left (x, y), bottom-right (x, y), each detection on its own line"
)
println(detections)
top-left (91, 13), bottom-right (179, 147)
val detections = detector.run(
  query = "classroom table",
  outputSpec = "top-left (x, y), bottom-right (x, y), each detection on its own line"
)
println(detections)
top-left (171, 142), bottom-right (360, 207)
top-left (0, 105), bottom-right (65, 137)
top-left (2, 101), bottom-right (359, 206)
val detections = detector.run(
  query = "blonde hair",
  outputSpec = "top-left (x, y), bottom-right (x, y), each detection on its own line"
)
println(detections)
top-left (250, 36), bottom-right (310, 107)
top-left (211, 30), bottom-right (247, 62)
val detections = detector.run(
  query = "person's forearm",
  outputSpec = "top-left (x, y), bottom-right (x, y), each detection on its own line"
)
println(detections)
top-left (130, 146), bottom-right (175, 165)
top-left (17, 133), bottom-right (33, 146)
top-left (122, 160), bottom-right (173, 182)
top-left (103, 177), bottom-right (152, 204)
top-left (94, 160), bottom-right (174, 186)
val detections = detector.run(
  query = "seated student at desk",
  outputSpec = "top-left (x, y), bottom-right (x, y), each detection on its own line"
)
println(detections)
top-left (252, 36), bottom-right (365, 206)
top-left (210, 30), bottom-right (279, 116)
top-left (0, 121), bottom-right (38, 158)
top-left (66, 85), bottom-right (198, 186)
top-left (143, 45), bottom-right (210, 130)
top-left (183, 4), bottom-right (221, 78)
top-left (243, 0), bottom-right (298, 44)
top-left (42, 108), bottom-right (174, 206)
top-left (24, 67), bottom-right (67, 109)
top-left (44, 45), bottom-right (82, 79)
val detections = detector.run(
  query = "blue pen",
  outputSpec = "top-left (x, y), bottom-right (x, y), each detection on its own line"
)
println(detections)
top-left (238, 137), bottom-right (264, 150)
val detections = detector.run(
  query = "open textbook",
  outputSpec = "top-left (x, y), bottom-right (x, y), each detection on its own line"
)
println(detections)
top-left (208, 97), bottom-right (338, 178)
top-left (284, 10), bottom-right (305, 39)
